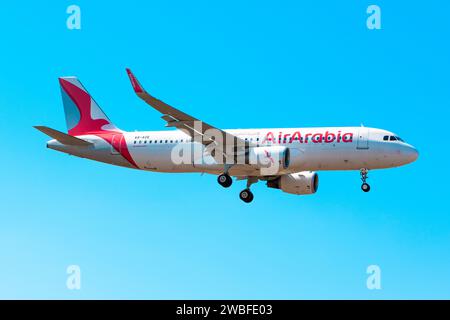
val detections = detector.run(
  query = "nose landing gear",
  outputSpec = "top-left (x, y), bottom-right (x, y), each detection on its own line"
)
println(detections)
top-left (360, 168), bottom-right (371, 192)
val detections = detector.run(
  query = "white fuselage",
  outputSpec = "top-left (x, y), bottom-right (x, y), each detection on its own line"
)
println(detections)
top-left (48, 126), bottom-right (418, 177)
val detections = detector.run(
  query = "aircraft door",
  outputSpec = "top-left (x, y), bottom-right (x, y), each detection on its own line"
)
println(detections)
top-left (356, 127), bottom-right (369, 149)
top-left (111, 134), bottom-right (123, 154)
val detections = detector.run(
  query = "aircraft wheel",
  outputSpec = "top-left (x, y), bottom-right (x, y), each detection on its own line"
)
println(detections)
top-left (218, 174), bottom-right (232, 188)
top-left (361, 183), bottom-right (371, 192)
top-left (239, 189), bottom-right (254, 203)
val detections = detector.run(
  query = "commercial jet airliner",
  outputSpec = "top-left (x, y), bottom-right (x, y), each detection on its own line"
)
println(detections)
top-left (35, 69), bottom-right (418, 203)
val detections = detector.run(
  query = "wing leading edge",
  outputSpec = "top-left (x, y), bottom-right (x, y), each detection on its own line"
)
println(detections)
top-left (125, 68), bottom-right (249, 156)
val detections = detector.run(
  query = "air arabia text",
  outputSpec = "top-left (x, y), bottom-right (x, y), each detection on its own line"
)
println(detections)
top-left (263, 130), bottom-right (353, 144)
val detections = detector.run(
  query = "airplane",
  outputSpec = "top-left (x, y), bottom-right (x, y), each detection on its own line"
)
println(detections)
top-left (35, 69), bottom-right (419, 203)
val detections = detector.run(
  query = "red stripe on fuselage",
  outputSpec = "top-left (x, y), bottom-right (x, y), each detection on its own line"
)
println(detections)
top-left (95, 133), bottom-right (138, 168)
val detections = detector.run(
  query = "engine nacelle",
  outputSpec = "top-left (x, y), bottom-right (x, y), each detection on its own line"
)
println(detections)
top-left (245, 146), bottom-right (290, 173)
top-left (267, 171), bottom-right (319, 195)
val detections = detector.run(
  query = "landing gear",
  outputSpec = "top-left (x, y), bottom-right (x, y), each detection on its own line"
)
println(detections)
top-left (218, 173), bottom-right (232, 188)
top-left (239, 189), bottom-right (254, 203)
top-left (218, 172), bottom-right (258, 203)
top-left (361, 183), bottom-right (370, 192)
top-left (239, 177), bottom-right (258, 203)
top-left (360, 168), bottom-right (371, 192)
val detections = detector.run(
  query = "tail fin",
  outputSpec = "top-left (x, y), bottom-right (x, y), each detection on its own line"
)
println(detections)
top-left (59, 77), bottom-right (120, 136)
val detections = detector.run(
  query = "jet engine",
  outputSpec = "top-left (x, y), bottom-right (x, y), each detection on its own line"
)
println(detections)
top-left (267, 171), bottom-right (319, 195)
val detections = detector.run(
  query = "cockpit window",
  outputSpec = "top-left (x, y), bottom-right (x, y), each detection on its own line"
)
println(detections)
top-left (384, 135), bottom-right (405, 142)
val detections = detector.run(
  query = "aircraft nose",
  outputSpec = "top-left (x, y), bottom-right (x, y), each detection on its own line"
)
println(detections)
top-left (403, 145), bottom-right (419, 163)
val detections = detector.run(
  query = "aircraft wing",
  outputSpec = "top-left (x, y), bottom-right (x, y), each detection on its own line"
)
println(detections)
top-left (126, 68), bottom-right (249, 155)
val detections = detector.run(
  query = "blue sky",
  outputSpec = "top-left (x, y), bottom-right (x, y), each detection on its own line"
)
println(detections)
top-left (0, 1), bottom-right (449, 299)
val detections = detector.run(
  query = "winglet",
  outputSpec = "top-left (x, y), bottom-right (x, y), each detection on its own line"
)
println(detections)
top-left (126, 68), bottom-right (144, 94)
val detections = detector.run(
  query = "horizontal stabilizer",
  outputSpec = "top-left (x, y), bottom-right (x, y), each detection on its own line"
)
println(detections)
top-left (34, 126), bottom-right (93, 146)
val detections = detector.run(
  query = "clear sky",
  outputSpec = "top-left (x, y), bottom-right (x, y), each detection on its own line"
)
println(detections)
top-left (0, 1), bottom-right (449, 299)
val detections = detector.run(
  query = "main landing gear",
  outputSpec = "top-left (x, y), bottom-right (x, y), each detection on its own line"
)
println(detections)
top-left (217, 167), bottom-right (258, 203)
top-left (217, 173), bottom-right (232, 188)
top-left (239, 189), bottom-right (254, 203)
top-left (218, 164), bottom-right (234, 188)
top-left (239, 177), bottom-right (258, 203)
top-left (360, 168), bottom-right (371, 192)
